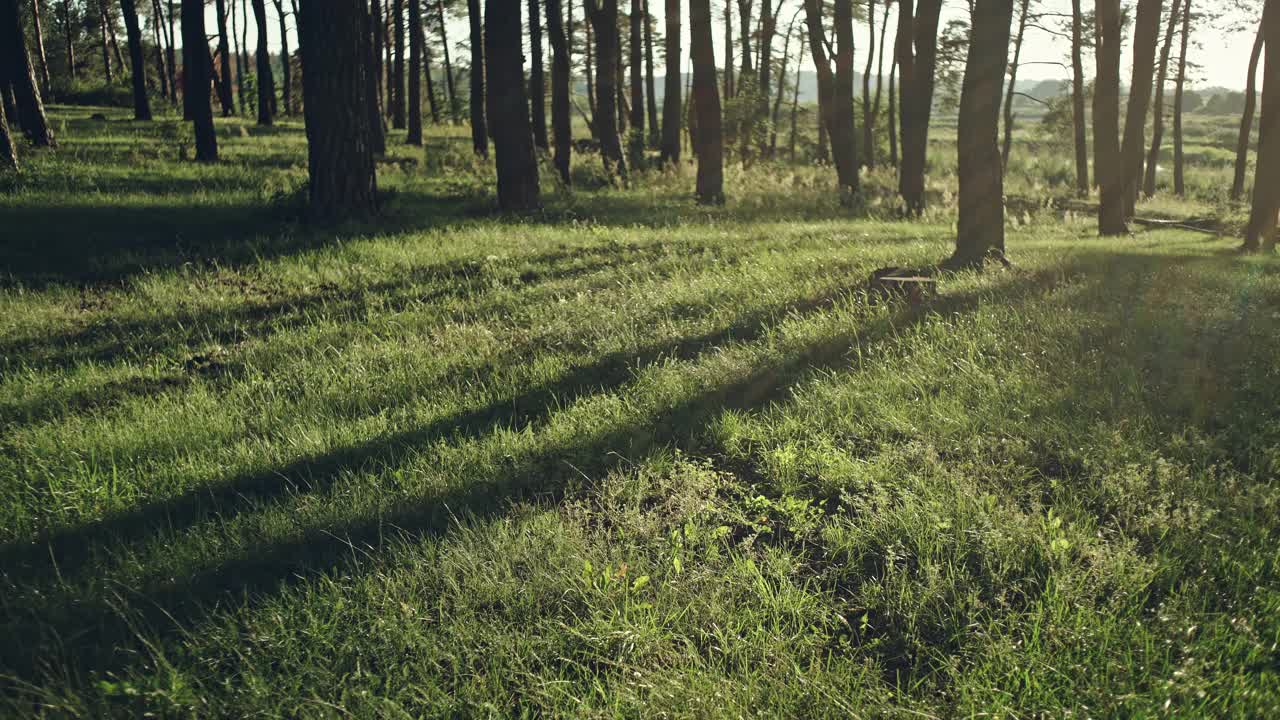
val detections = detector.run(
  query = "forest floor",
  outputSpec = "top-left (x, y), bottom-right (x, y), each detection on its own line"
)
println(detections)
top-left (1, 107), bottom-right (1278, 717)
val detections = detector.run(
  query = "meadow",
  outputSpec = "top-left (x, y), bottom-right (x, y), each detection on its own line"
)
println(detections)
top-left (1, 106), bottom-right (1277, 717)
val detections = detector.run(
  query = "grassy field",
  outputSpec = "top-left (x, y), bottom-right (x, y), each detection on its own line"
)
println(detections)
top-left (1, 107), bottom-right (1278, 717)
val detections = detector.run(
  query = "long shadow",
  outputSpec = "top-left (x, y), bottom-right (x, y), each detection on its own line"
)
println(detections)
top-left (0, 265), bottom-right (1070, 691)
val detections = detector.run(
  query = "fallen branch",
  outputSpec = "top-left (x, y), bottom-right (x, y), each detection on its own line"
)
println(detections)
top-left (1132, 217), bottom-right (1221, 235)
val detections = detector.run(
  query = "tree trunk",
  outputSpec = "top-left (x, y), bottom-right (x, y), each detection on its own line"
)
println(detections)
top-left (106, 2), bottom-right (125, 75)
top-left (1000, 0), bottom-right (1029, 170)
top-left (1070, 0), bottom-right (1088, 193)
top-left (770, 9), bottom-right (798, 157)
top-left (99, 0), bottom-right (113, 83)
top-left (392, 0), bottom-right (405, 128)
top-left (61, 0), bottom-right (74, 81)
top-left (364, 0), bottom-right (386, 153)
top-left (869, 0), bottom-right (889, 164)
top-left (467, 0), bottom-right (487, 155)
top-left (2, 0), bottom-right (54, 145)
top-left (0, 92), bottom-right (14, 170)
top-left (1245, 0), bottom-right (1280, 252)
top-left (643, 0), bottom-right (658, 147)
top-left (384, 1), bottom-right (393, 117)
top-left (627, 0), bottom-right (644, 166)
top-left (1232, 17), bottom-right (1265, 202)
top-left (660, 0), bottom-right (681, 163)
top-left (951, 0), bottom-right (1013, 268)
top-left (273, 0), bottom-right (293, 115)
top-left (585, 4), bottom-right (596, 120)
top-left (1142, 1), bottom-right (1181, 197)
top-left (690, 0), bottom-right (722, 202)
top-left (831, 0), bottom-right (858, 192)
top-left (424, 20), bottom-right (439, 123)
top-left (486, 0), bottom-right (540, 209)
top-left (1119, 0), bottom-right (1162, 218)
top-left (548, 0), bottom-right (572, 183)
top-left (251, 0), bottom-right (275, 124)
top-left (168, 0), bottom-right (178, 101)
top-left (588, 0), bottom-right (626, 178)
top-left (299, 0), bottom-right (378, 221)
top-left (181, 0), bottom-right (217, 160)
top-left (407, 0), bottom-right (423, 143)
top-left (237, 0), bottom-right (248, 109)
top-left (1173, 0), bottom-right (1189, 196)
top-left (30, 0), bottom-right (51, 96)
top-left (1094, 0), bottom-right (1125, 235)
top-left (152, 0), bottom-right (171, 100)
top-left (214, 0), bottom-right (235, 115)
top-left (120, 0), bottom-right (152, 120)
top-left (529, 0), bottom-right (548, 148)
top-left (737, 0), bottom-right (752, 85)
top-left (723, 0), bottom-right (733, 99)
top-left (861, 0), bottom-right (874, 169)
top-left (788, 43), bottom-right (800, 161)
top-left (897, 0), bottom-right (942, 214)
top-left (888, 48), bottom-right (897, 166)
top-left (755, 0), bottom-right (775, 157)
top-left (437, 0), bottom-right (458, 121)
top-left (372, 0), bottom-right (384, 117)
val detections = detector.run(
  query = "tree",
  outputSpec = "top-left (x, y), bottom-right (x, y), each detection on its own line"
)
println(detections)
top-left (1142, 1), bottom-right (1181, 197)
top-left (407, 0), bottom-right (423, 143)
top-left (60, 0), bottom-right (75, 81)
top-left (1070, 0), bottom-right (1088, 193)
top-left (485, 0), bottom-right (540, 209)
top-left (660, 0), bottom-right (681, 163)
top-left (467, 0), bottom-right (487, 155)
top-left (868, 0), bottom-right (890, 166)
top-left (1231, 15), bottom-right (1265, 201)
top-left (1119, 0), bottom-right (1163, 217)
top-left (422, 10), bottom-right (439, 122)
top-left (436, 0), bottom-right (459, 121)
top-left (120, 0), bottom-right (152, 120)
top-left (548, 0), bottom-right (572, 183)
top-left (153, 0), bottom-right (172, 100)
top-left (372, 0), bottom-right (385, 114)
top-left (643, 0), bottom-right (658, 147)
top-left (723, 0), bottom-right (733, 99)
top-left (529, 0), bottom-right (548, 148)
top-left (0, 90), bottom-right (15, 170)
top-left (803, 0), bottom-right (857, 194)
top-left (215, 0), bottom-right (236, 115)
top-left (628, 0), bottom-right (645, 167)
top-left (271, 0), bottom-right (294, 114)
top-left (29, 0), bottom-right (51, 96)
top-left (950, 0), bottom-right (1014, 269)
top-left (690, 0), bottom-right (722, 203)
top-left (392, 0), bottom-right (405, 128)
top-left (1000, 0), bottom-right (1031, 169)
top-left (587, 0), bottom-right (626, 179)
top-left (98, 0), bottom-right (113, 83)
top-left (364, 0), bottom-right (387, 153)
top-left (181, 0), bottom-right (217, 161)
top-left (1244, 0), bottom-right (1280, 252)
top-left (1172, 0), bottom-right (1190, 195)
top-left (1094, 0), bottom-right (1125, 234)
top-left (250, 0), bottom-right (276, 125)
top-left (862, 0), bottom-right (875, 169)
top-left (299, 0), bottom-right (379, 220)
top-left (2, 0), bottom-right (55, 146)
top-left (897, 0), bottom-right (942, 214)
top-left (770, 7), bottom-right (801, 157)
top-left (755, 0), bottom-right (777, 157)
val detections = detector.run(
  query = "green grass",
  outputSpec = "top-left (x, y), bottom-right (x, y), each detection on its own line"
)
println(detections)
top-left (1, 107), bottom-right (1278, 717)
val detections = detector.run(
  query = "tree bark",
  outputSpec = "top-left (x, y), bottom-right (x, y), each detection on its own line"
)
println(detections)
top-left (251, 0), bottom-right (276, 125)
top-left (869, 0), bottom-right (890, 165)
top-left (272, 0), bottom-right (293, 115)
top-left (723, 0), bottom-right (733, 99)
top-left (1143, 0), bottom-right (1181, 197)
top-left (1245, 0), bottom-right (1280, 252)
top-left (951, 0), bottom-right (1013, 268)
top-left (214, 0), bottom-right (235, 115)
top-left (1232, 17), bottom-right (1265, 202)
top-left (1173, 0), bottom-right (1189, 196)
top-left (181, 0), bottom-right (217, 160)
top-left (587, 0), bottom-right (626, 178)
top-left (237, 0), bottom-right (248, 110)
top-left (392, 0), bottom-right (405, 128)
top-left (1094, 0), bottom-right (1126, 235)
top-left (897, 0), bottom-right (942, 214)
top-left (862, 0), bottom-right (875, 169)
top-left (120, 0), bottom-right (152, 120)
top-left (788, 39), bottom-right (800, 161)
top-left (364, 0), bottom-right (386, 153)
top-left (61, 0), bottom-right (75, 81)
top-left (30, 0), bottom-right (51, 96)
top-left (99, 0), bottom-right (113, 83)
top-left (371, 0), bottom-right (384, 116)
top-left (1000, 0), bottom-right (1029, 170)
top-left (0, 92), bottom-right (14, 170)
top-left (888, 44), bottom-right (897, 166)
top-left (423, 17), bottom-right (439, 123)
top-left (644, 0), bottom-right (658, 147)
top-left (529, 0), bottom-right (548, 148)
top-left (152, 0), bottom-right (171, 100)
top-left (1119, 0), bottom-right (1162, 218)
top-left (755, 0), bottom-right (775, 157)
top-left (770, 9), bottom-right (798, 158)
top-left (690, 0), bottom-right (722, 202)
top-left (486, 0), bottom-right (540, 209)
top-left (2, 0), bottom-right (54, 145)
top-left (168, 0), bottom-right (179, 102)
top-left (299, 0), bottom-right (378, 221)
top-left (627, 0), bottom-right (644, 166)
top-left (467, 0), bottom-right (487, 155)
top-left (1070, 0), bottom-right (1088, 193)
top-left (660, 0), bottom-right (681, 163)
top-left (105, 1), bottom-right (125, 76)
top-left (407, 0), bottom-right (423, 143)
top-left (585, 3), bottom-right (596, 120)
top-left (831, 0), bottom-right (858, 192)
top-left (548, 0), bottom-right (572, 183)
top-left (437, 0), bottom-right (458, 121)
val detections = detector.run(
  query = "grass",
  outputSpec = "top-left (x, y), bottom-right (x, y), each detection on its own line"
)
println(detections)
top-left (1, 106), bottom-right (1278, 717)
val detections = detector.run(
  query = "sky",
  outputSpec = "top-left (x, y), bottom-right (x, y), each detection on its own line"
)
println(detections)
top-left (216, 0), bottom-right (1260, 93)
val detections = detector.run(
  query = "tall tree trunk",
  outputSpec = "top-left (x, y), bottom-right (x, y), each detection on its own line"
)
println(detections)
top-left (690, 0), bottom-right (722, 202)
top-left (723, 0), bottom-right (733, 98)
top-left (1142, 0), bottom-right (1180, 197)
top-left (831, 0), bottom-right (858, 192)
top-left (951, 0), bottom-right (1013, 268)
top-left (437, 0), bottom-right (458, 121)
top-left (627, 0), bottom-right (644, 166)
top-left (467, 0), bottom-right (487, 155)
top-left (273, 0), bottom-right (292, 115)
top-left (0, 92), bottom-right (14, 170)
top-left (424, 21), bottom-right (439, 122)
top-left (299, 0), bottom-right (378, 220)
top-left (1244, 0), bottom-right (1280, 252)
top-left (755, 0), bottom-right (775, 157)
top-left (788, 43), bottom-right (800, 161)
top-left (237, 0), bottom-right (248, 109)
top-left (364, 0), bottom-right (386, 153)
top-left (770, 10), bottom-right (798, 157)
top-left (888, 47), bottom-right (897, 166)
top-left (407, 0), bottom-right (423, 143)
top-left (2, 0), bottom-right (54, 145)
top-left (585, 4), bottom-right (596, 120)
top-left (168, 0), bottom-right (178, 101)
top-left (152, 0), bottom-right (170, 100)
top-left (61, 0), bottom-right (74, 81)
top-left (588, 0), bottom-right (626, 178)
top-left (1094, 0), bottom-right (1125, 234)
top-left (251, 0), bottom-right (275, 124)
top-left (392, 0), bottom-right (405, 128)
top-left (529, 0), bottom-right (548, 148)
top-left (372, 0), bottom-right (384, 118)
top-left (548, 0), bottom-right (572, 183)
top-left (803, 0), bottom-right (834, 165)
top-left (30, 0), bottom-right (51, 96)
top-left (661, 0), bottom-right (681, 163)
top-left (384, 0), bottom-right (393, 117)
top-left (1070, 0), bottom-right (1088, 193)
top-left (215, 0), bottom-right (235, 115)
top-left (106, 2), bottom-right (125, 75)
top-left (120, 0), bottom-right (151, 120)
top-left (870, 0), bottom-right (889, 164)
top-left (861, 0), bottom-right (874, 169)
top-left (1173, 0), bottom-right (1189, 196)
top-left (1119, 0), bottom-right (1163, 218)
top-left (896, 0), bottom-right (942, 214)
top-left (181, 0), bottom-right (217, 160)
top-left (643, 0), bottom-right (658, 147)
top-left (737, 0), bottom-right (752, 81)
top-left (486, 0), bottom-right (540, 209)
top-left (1232, 17), bottom-right (1265, 202)
top-left (99, 0), bottom-right (113, 83)
top-left (1000, 0), bottom-right (1029, 170)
